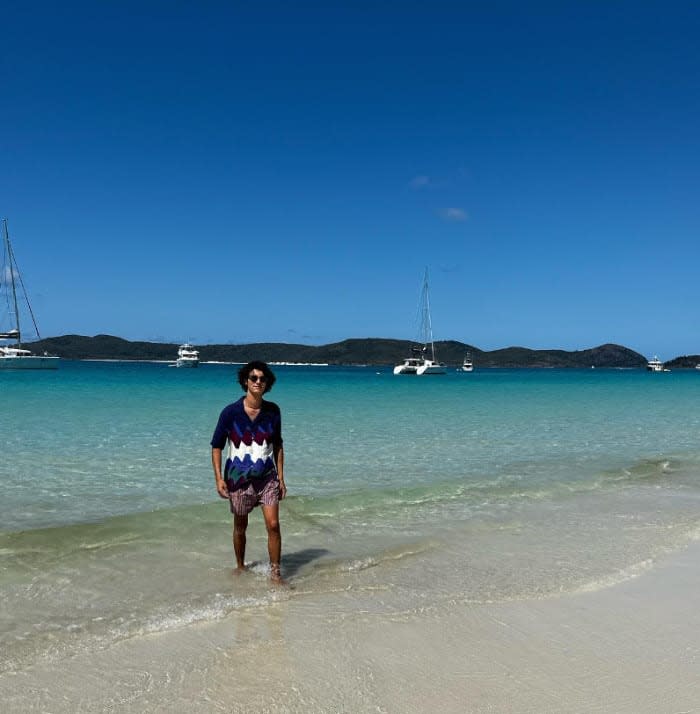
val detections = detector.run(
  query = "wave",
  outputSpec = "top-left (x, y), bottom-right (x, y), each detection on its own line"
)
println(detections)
top-left (283, 452), bottom-right (700, 531)
top-left (3, 455), bottom-right (700, 676)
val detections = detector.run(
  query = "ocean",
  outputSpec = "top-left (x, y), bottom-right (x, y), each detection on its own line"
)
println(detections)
top-left (2, 361), bottom-right (700, 711)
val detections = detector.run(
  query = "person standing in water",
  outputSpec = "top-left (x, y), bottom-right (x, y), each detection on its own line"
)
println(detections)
top-left (211, 360), bottom-right (287, 583)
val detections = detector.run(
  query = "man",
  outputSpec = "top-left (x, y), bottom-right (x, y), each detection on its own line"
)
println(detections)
top-left (211, 360), bottom-right (287, 583)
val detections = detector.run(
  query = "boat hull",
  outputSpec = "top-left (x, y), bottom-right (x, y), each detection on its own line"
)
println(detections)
top-left (416, 362), bottom-right (447, 375)
top-left (175, 358), bottom-right (199, 368)
top-left (394, 357), bottom-right (446, 375)
top-left (393, 364), bottom-right (418, 375)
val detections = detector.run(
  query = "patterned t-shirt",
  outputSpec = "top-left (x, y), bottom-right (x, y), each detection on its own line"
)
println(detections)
top-left (210, 397), bottom-right (283, 487)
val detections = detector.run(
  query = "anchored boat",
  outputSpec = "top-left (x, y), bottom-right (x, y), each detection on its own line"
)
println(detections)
top-left (0, 219), bottom-right (59, 370)
top-left (175, 343), bottom-right (200, 367)
top-left (394, 268), bottom-right (446, 376)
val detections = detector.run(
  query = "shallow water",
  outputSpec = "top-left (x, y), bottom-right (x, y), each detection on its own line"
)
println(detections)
top-left (2, 362), bottom-right (700, 682)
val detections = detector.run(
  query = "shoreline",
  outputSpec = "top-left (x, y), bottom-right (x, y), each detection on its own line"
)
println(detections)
top-left (18, 357), bottom-right (700, 370)
top-left (3, 540), bottom-right (699, 713)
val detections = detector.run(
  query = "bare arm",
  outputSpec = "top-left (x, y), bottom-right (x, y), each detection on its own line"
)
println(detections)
top-left (211, 447), bottom-right (229, 499)
top-left (274, 445), bottom-right (287, 499)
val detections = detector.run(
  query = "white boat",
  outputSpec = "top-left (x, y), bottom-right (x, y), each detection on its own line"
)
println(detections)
top-left (394, 269), bottom-right (446, 376)
top-left (394, 347), bottom-right (437, 375)
top-left (646, 356), bottom-right (668, 372)
top-left (461, 352), bottom-right (474, 372)
top-left (175, 342), bottom-right (199, 367)
top-left (0, 219), bottom-right (59, 370)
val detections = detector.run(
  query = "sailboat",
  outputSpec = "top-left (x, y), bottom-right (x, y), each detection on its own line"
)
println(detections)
top-left (0, 219), bottom-right (59, 369)
top-left (393, 268), bottom-right (447, 375)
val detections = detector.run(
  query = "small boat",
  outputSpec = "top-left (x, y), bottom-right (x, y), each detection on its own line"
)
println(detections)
top-left (461, 352), bottom-right (474, 372)
top-left (394, 268), bottom-right (446, 376)
top-left (0, 219), bottom-right (59, 370)
top-left (646, 356), bottom-right (669, 372)
top-left (175, 343), bottom-right (199, 367)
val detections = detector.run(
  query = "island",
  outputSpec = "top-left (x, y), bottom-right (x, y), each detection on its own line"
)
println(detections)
top-left (25, 334), bottom-right (663, 368)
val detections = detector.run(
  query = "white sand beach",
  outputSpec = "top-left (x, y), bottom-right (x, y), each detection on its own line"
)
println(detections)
top-left (3, 540), bottom-right (699, 714)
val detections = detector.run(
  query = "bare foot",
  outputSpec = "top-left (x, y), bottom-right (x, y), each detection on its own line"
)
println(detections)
top-left (270, 563), bottom-right (289, 586)
top-left (233, 565), bottom-right (247, 576)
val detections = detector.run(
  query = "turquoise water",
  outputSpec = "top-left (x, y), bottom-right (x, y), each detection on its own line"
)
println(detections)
top-left (2, 361), bottom-right (700, 674)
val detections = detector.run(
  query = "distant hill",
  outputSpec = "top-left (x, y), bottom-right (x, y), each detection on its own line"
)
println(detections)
top-left (29, 334), bottom-right (649, 368)
top-left (665, 355), bottom-right (700, 369)
top-left (474, 343), bottom-right (646, 368)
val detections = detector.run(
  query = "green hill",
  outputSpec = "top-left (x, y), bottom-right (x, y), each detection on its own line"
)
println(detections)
top-left (28, 334), bottom-right (648, 368)
top-left (665, 355), bottom-right (700, 369)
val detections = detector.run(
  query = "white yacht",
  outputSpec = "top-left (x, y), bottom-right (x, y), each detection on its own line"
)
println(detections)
top-left (394, 268), bottom-right (447, 376)
top-left (0, 219), bottom-right (59, 370)
top-left (175, 343), bottom-right (199, 367)
top-left (461, 352), bottom-right (474, 372)
top-left (646, 356), bottom-right (668, 372)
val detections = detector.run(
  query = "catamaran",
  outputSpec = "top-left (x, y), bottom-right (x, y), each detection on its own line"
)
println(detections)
top-left (0, 219), bottom-right (59, 370)
top-left (394, 268), bottom-right (447, 376)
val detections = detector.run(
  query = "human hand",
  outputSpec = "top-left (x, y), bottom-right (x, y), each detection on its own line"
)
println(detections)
top-left (216, 479), bottom-right (230, 499)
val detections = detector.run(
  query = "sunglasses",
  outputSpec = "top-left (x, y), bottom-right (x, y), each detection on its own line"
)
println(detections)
top-left (248, 375), bottom-right (267, 383)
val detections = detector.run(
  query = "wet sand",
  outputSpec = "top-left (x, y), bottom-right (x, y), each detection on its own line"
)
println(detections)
top-left (2, 542), bottom-right (699, 713)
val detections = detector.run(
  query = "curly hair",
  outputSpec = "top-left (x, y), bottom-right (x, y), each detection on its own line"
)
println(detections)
top-left (237, 360), bottom-right (277, 393)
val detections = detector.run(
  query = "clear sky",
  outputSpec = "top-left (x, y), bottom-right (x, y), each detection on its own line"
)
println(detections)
top-left (3, 1), bottom-right (699, 360)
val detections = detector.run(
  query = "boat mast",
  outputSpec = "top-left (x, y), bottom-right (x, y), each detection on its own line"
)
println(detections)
top-left (420, 267), bottom-right (436, 361)
top-left (2, 219), bottom-right (43, 347)
top-left (2, 219), bottom-right (22, 348)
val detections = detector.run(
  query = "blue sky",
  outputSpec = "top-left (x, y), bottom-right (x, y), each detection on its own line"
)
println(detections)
top-left (2, 1), bottom-right (699, 359)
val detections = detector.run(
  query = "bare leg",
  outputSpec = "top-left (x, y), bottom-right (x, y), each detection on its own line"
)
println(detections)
top-left (261, 504), bottom-right (285, 583)
top-left (233, 513), bottom-right (248, 572)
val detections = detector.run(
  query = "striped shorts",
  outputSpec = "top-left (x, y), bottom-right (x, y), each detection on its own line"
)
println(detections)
top-left (228, 475), bottom-right (279, 516)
